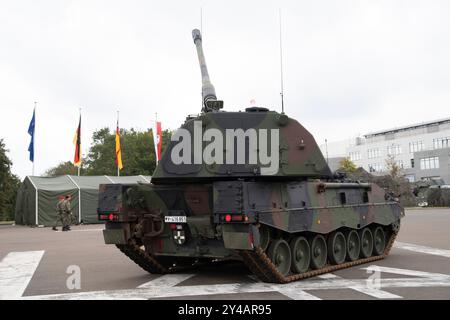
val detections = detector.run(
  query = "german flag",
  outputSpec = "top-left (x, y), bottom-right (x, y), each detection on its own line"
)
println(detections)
top-left (115, 120), bottom-right (123, 170)
top-left (73, 115), bottom-right (81, 167)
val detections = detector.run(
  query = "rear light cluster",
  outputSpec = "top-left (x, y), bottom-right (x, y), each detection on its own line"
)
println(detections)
top-left (221, 214), bottom-right (249, 223)
top-left (99, 213), bottom-right (120, 221)
top-left (169, 224), bottom-right (183, 230)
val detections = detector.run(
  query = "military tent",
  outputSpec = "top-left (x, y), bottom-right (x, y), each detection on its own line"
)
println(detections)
top-left (14, 175), bottom-right (151, 226)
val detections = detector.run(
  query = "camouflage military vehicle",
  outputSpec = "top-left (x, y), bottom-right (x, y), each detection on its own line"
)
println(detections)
top-left (98, 29), bottom-right (404, 283)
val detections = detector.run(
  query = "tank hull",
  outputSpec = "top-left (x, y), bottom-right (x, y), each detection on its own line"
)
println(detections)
top-left (98, 180), bottom-right (403, 283)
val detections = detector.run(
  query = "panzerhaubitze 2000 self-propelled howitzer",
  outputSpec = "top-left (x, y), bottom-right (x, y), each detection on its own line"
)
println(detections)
top-left (97, 29), bottom-right (404, 283)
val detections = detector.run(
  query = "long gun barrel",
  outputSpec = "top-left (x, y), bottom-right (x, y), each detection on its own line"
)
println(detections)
top-left (192, 29), bottom-right (223, 112)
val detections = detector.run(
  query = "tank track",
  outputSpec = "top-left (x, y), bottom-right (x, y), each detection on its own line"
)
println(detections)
top-left (116, 227), bottom-right (398, 283)
top-left (240, 227), bottom-right (399, 283)
top-left (116, 239), bottom-right (234, 274)
top-left (116, 240), bottom-right (169, 274)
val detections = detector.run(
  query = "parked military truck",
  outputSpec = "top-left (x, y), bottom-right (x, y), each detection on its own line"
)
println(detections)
top-left (97, 29), bottom-right (404, 283)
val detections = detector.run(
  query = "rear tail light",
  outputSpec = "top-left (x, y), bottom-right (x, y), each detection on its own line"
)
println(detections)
top-left (99, 213), bottom-right (119, 221)
top-left (221, 214), bottom-right (248, 223)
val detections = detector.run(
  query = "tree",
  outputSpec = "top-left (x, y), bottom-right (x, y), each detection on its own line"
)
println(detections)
top-left (385, 155), bottom-right (402, 180)
top-left (84, 127), bottom-right (172, 176)
top-left (337, 157), bottom-right (357, 173)
top-left (43, 161), bottom-right (78, 177)
top-left (0, 139), bottom-right (21, 221)
top-left (376, 155), bottom-right (415, 206)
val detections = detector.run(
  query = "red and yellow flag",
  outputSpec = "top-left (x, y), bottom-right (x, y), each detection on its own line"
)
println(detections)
top-left (115, 121), bottom-right (123, 170)
top-left (73, 115), bottom-right (81, 167)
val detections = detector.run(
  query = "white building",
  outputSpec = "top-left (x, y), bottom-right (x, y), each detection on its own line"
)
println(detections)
top-left (320, 117), bottom-right (450, 183)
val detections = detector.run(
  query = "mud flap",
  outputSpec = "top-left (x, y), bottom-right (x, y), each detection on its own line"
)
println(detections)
top-left (103, 228), bottom-right (127, 244)
top-left (222, 224), bottom-right (259, 250)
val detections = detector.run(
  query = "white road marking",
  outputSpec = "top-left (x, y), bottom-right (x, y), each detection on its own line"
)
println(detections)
top-left (318, 271), bottom-right (401, 299)
top-left (360, 265), bottom-right (450, 280)
top-left (0, 251), bottom-right (44, 299)
top-left (138, 274), bottom-right (195, 288)
top-left (22, 265), bottom-right (450, 300)
top-left (394, 242), bottom-right (450, 258)
top-left (317, 273), bottom-right (339, 279)
top-left (276, 288), bottom-right (321, 300)
top-left (348, 287), bottom-right (402, 299)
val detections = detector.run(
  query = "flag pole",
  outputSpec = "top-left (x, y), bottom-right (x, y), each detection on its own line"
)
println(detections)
top-left (155, 112), bottom-right (158, 165)
top-left (117, 110), bottom-right (120, 177)
top-left (32, 101), bottom-right (36, 176)
top-left (78, 107), bottom-right (81, 176)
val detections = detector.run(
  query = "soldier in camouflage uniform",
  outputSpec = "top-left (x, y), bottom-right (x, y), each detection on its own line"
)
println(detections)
top-left (62, 195), bottom-right (72, 231)
top-left (52, 196), bottom-right (66, 231)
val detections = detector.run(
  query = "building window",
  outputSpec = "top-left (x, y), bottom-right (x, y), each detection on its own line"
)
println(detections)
top-left (349, 151), bottom-right (361, 161)
top-left (387, 144), bottom-right (402, 156)
top-left (433, 137), bottom-right (450, 149)
top-left (420, 157), bottom-right (439, 170)
top-left (367, 148), bottom-right (379, 159)
top-left (405, 175), bottom-right (415, 183)
top-left (409, 141), bottom-right (424, 153)
top-left (368, 163), bottom-right (383, 172)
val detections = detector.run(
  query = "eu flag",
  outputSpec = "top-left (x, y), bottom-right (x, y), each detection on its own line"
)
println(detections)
top-left (28, 108), bottom-right (35, 162)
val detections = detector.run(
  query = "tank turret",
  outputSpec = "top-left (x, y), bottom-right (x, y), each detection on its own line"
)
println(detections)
top-left (151, 29), bottom-right (332, 184)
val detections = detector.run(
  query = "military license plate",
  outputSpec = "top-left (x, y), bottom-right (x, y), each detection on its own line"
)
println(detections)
top-left (164, 216), bottom-right (187, 223)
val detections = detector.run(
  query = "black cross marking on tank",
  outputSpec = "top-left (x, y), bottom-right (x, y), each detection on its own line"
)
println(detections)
top-left (174, 231), bottom-right (186, 245)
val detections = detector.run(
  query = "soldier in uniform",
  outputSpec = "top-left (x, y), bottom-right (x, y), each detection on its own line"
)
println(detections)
top-left (62, 195), bottom-right (72, 231)
top-left (52, 196), bottom-right (66, 231)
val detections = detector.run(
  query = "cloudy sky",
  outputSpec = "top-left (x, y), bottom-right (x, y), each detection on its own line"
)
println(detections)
top-left (1, 0), bottom-right (449, 179)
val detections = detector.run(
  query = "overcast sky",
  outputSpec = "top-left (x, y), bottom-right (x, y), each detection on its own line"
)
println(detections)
top-left (1, 0), bottom-right (449, 179)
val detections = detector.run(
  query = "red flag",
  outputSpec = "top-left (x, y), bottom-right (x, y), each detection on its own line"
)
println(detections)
top-left (115, 121), bottom-right (123, 170)
top-left (73, 115), bottom-right (81, 167)
top-left (153, 121), bottom-right (162, 162)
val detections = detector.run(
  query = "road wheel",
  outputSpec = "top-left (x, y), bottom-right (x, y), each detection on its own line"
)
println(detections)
top-left (373, 226), bottom-right (386, 256)
top-left (327, 231), bottom-right (346, 265)
top-left (310, 234), bottom-right (327, 269)
top-left (290, 236), bottom-right (310, 273)
top-left (268, 239), bottom-right (292, 276)
top-left (359, 227), bottom-right (374, 258)
top-left (346, 230), bottom-right (360, 261)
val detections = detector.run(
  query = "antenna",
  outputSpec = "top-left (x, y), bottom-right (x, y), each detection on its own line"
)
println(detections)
top-left (279, 9), bottom-right (285, 114)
